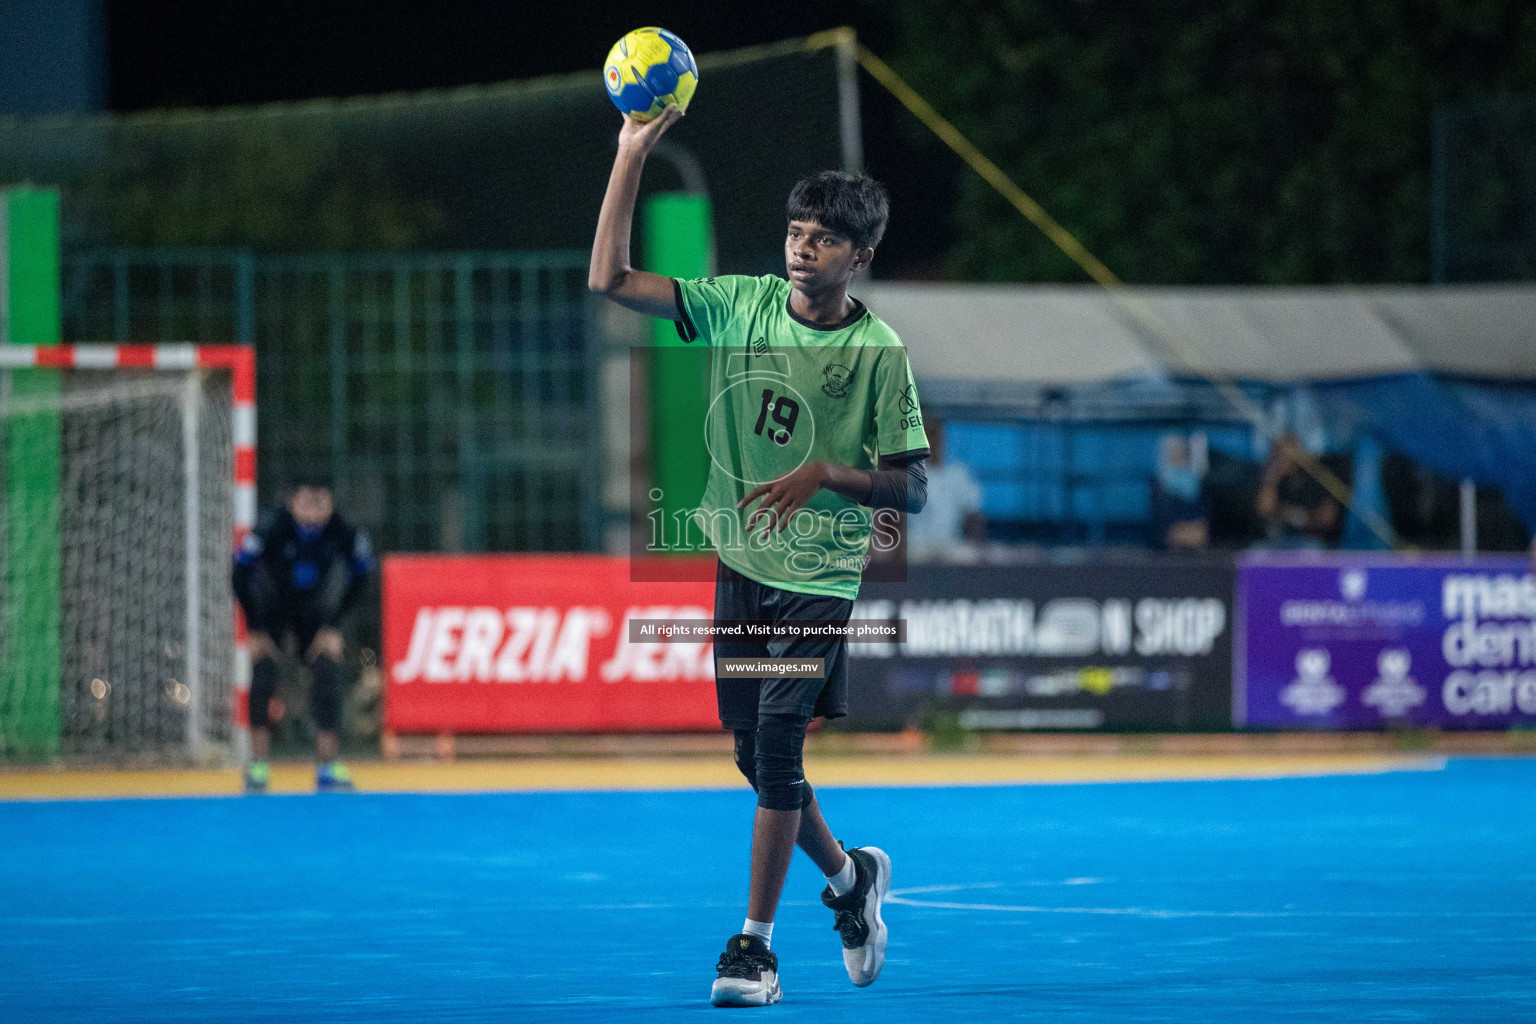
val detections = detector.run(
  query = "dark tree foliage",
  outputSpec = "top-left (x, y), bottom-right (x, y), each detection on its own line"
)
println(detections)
top-left (877, 0), bottom-right (1536, 283)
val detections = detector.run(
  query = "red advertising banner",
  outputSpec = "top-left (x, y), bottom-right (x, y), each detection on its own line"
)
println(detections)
top-left (384, 555), bottom-right (720, 733)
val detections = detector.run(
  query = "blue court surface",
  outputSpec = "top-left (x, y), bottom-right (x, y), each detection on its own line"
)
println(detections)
top-left (3, 758), bottom-right (1534, 1023)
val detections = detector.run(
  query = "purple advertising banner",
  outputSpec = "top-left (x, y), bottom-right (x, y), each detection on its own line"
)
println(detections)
top-left (1238, 553), bottom-right (1536, 729)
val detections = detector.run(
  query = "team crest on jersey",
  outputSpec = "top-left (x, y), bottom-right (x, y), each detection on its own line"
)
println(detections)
top-left (821, 363), bottom-right (854, 398)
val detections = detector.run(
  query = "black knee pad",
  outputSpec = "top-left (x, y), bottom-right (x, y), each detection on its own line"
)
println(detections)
top-left (309, 654), bottom-right (343, 732)
top-left (733, 729), bottom-right (759, 791)
top-left (248, 656), bottom-right (279, 729)
top-left (753, 713), bottom-right (812, 811)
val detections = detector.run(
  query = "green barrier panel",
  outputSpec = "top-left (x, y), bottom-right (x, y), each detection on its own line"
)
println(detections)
top-left (644, 192), bottom-right (713, 551)
top-left (0, 187), bottom-right (62, 759)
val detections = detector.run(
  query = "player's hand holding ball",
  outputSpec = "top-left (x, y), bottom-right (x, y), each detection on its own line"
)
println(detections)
top-left (604, 27), bottom-right (697, 150)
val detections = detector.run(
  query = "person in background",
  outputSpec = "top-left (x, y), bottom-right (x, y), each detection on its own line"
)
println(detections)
top-left (233, 478), bottom-right (375, 794)
top-left (1255, 433), bottom-right (1341, 549)
top-left (905, 413), bottom-right (985, 559)
top-left (1151, 433), bottom-right (1210, 551)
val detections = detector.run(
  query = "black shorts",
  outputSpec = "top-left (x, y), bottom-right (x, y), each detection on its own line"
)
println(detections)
top-left (713, 559), bottom-right (854, 731)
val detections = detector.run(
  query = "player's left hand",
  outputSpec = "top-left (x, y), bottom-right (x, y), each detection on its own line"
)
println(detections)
top-left (739, 462), bottom-right (827, 534)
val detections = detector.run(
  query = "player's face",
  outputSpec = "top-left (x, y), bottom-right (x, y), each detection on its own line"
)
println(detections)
top-left (289, 486), bottom-right (333, 529)
top-left (785, 219), bottom-right (872, 294)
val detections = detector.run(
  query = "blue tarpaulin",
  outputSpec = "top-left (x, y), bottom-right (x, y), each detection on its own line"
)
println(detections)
top-left (1315, 374), bottom-right (1536, 533)
top-left (866, 283), bottom-right (1536, 539)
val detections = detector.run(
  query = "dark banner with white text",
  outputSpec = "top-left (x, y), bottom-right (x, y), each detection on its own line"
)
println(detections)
top-left (841, 561), bottom-right (1236, 731)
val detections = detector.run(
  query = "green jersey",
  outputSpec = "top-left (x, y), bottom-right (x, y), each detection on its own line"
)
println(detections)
top-left (674, 274), bottom-right (928, 600)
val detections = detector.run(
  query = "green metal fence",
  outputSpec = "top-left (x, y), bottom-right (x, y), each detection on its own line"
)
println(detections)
top-left (61, 248), bottom-right (601, 553)
top-left (1431, 91), bottom-right (1536, 283)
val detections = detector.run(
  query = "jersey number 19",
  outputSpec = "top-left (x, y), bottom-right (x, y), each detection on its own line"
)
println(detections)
top-left (753, 389), bottom-right (799, 447)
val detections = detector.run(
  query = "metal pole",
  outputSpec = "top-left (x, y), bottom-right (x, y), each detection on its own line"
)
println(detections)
top-left (329, 263), bottom-right (347, 495)
top-left (835, 28), bottom-right (864, 174)
top-left (454, 257), bottom-right (475, 551)
top-left (1460, 477), bottom-right (1477, 560)
top-left (1, 188), bottom-right (63, 758)
top-left (644, 194), bottom-right (713, 550)
top-left (183, 369), bottom-right (203, 759)
top-left (1430, 108), bottom-right (1449, 284)
top-left (235, 249), bottom-right (255, 345)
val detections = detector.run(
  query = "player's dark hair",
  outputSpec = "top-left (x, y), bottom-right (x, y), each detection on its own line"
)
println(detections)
top-left (285, 472), bottom-right (334, 494)
top-left (786, 171), bottom-right (890, 250)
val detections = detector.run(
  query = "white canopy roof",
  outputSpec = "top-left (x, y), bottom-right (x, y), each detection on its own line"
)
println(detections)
top-left (859, 283), bottom-right (1536, 389)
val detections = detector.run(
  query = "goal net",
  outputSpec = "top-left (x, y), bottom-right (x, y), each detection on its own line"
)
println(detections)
top-left (0, 345), bottom-right (254, 763)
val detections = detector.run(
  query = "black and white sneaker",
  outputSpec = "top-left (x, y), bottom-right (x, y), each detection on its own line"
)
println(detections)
top-left (710, 933), bottom-right (783, 1007)
top-left (821, 846), bottom-right (891, 987)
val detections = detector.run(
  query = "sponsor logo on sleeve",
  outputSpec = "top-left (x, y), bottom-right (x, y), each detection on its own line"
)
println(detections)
top-left (897, 383), bottom-right (922, 431)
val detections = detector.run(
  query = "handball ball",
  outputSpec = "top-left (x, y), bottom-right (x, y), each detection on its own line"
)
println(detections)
top-left (604, 27), bottom-right (698, 122)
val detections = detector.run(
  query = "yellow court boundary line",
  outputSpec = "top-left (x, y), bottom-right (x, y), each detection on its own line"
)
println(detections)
top-left (0, 754), bottom-right (1444, 801)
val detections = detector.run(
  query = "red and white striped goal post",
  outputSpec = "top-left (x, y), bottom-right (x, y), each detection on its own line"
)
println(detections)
top-left (0, 343), bottom-right (257, 754)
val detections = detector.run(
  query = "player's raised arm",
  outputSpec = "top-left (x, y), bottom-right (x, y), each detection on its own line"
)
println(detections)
top-left (588, 107), bottom-right (685, 318)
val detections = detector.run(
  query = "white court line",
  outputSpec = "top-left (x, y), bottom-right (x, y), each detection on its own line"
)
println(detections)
top-left (887, 882), bottom-right (1534, 919)
top-left (889, 880), bottom-right (1101, 897)
top-left (884, 894), bottom-right (1535, 919)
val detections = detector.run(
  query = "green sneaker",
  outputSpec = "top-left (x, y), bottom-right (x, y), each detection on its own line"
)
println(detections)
top-left (316, 761), bottom-right (355, 792)
top-left (243, 761), bottom-right (270, 795)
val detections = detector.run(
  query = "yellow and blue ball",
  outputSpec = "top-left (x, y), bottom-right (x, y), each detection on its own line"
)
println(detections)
top-left (604, 27), bottom-right (698, 122)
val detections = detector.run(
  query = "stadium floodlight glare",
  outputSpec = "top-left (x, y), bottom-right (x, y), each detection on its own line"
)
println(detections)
top-left (0, 344), bottom-right (254, 763)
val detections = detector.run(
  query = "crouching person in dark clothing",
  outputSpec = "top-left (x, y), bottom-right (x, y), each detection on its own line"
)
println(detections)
top-left (233, 479), bottom-right (375, 793)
